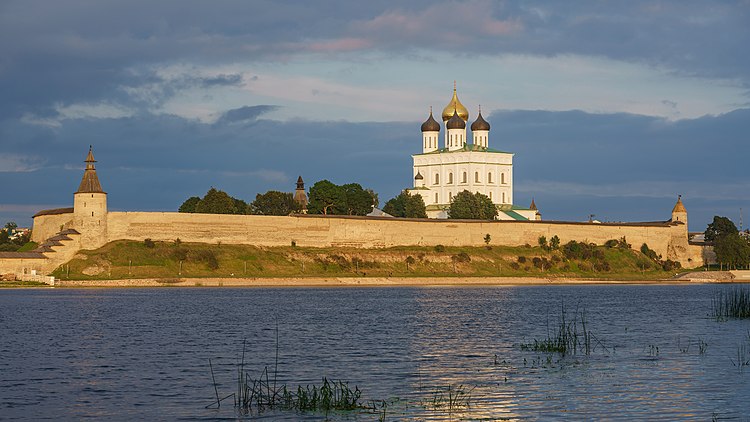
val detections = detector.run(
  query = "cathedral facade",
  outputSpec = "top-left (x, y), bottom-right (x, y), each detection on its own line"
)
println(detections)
top-left (407, 85), bottom-right (539, 220)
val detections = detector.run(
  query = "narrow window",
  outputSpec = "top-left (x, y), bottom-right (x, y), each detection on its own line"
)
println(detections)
top-left (475, 172), bottom-right (480, 183)
top-left (91, 212), bottom-right (94, 217)
top-left (435, 193), bottom-right (438, 203)
top-left (435, 173), bottom-right (440, 185)
top-left (449, 192), bottom-right (453, 201)
top-left (501, 173), bottom-right (506, 184)
top-left (448, 172), bottom-right (453, 184)
top-left (489, 191), bottom-right (493, 200)
top-left (502, 192), bottom-right (506, 203)
top-left (462, 172), bottom-right (467, 183)
top-left (488, 172), bottom-right (493, 183)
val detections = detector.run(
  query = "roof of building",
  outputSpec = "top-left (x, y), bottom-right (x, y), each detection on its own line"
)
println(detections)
top-left (415, 144), bottom-right (511, 155)
top-left (76, 146), bottom-right (106, 194)
top-left (672, 195), bottom-right (686, 213)
top-left (366, 207), bottom-right (394, 218)
top-left (500, 210), bottom-right (528, 221)
top-left (441, 82), bottom-right (469, 122)
top-left (33, 207), bottom-right (74, 218)
top-left (414, 171), bottom-right (424, 180)
top-left (0, 252), bottom-right (46, 259)
top-left (470, 110), bottom-right (490, 131)
top-left (529, 198), bottom-right (537, 210)
top-left (421, 110), bottom-right (441, 132)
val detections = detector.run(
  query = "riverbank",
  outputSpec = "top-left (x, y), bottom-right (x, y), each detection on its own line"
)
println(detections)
top-left (46, 271), bottom-right (746, 288)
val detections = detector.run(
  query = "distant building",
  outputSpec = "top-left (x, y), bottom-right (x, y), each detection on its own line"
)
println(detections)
top-left (293, 176), bottom-right (308, 213)
top-left (407, 83), bottom-right (538, 220)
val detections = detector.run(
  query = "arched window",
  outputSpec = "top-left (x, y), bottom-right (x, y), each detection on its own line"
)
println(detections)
top-left (489, 191), bottom-right (493, 200)
top-left (475, 172), bottom-right (480, 183)
top-left (501, 173), bottom-right (506, 184)
top-left (434, 173), bottom-right (439, 185)
top-left (462, 172), bottom-right (467, 183)
top-left (448, 172), bottom-right (453, 184)
top-left (434, 193), bottom-right (438, 203)
top-left (502, 192), bottom-right (506, 203)
top-left (488, 172), bottom-right (493, 183)
top-left (449, 192), bottom-right (453, 201)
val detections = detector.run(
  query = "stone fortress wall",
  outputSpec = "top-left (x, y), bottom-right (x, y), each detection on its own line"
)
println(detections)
top-left (16, 207), bottom-right (703, 277)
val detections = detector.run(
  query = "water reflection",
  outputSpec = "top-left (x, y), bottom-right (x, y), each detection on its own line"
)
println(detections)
top-left (0, 285), bottom-right (749, 420)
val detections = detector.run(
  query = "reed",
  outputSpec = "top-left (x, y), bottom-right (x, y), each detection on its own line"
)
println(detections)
top-left (426, 384), bottom-right (474, 411)
top-left (520, 305), bottom-right (603, 356)
top-left (712, 287), bottom-right (750, 320)
top-left (206, 336), bottom-right (363, 416)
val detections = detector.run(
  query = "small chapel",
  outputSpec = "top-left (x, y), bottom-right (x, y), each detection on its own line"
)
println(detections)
top-left (407, 84), bottom-right (540, 220)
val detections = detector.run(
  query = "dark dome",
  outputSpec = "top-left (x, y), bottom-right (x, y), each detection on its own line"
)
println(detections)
top-left (414, 171), bottom-right (424, 180)
top-left (470, 111), bottom-right (490, 131)
top-left (421, 111), bottom-right (440, 132)
top-left (446, 110), bottom-right (466, 129)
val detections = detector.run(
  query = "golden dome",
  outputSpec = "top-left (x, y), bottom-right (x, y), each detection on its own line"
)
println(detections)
top-left (441, 82), bottom-right (469, 122)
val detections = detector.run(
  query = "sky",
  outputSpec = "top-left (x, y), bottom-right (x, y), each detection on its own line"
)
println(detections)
top-left (1, 0), bottom-right (749, 232)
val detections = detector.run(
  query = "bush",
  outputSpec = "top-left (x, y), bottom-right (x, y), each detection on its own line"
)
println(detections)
top-left (538, 236), bottom-right (548, 250)
top-left (661, 259), bottom-right (681, 271)
top-left (604, 239), bottom-right (619, 248)
top-left (549, 235), bottom-right (560, 250)
top-left (510, 262), bottom-right (520, 270)
top-left (434, 244), bottom-right (445, 252)
top-left (144, 238), bottom-right (155, 248)
top-left (617, 236), bottom-right (631, 249)
top-left (172, 248), bottom-right (188, 261)
top-left (517, 255), bottom-right (527, 263)
top-left (640, 243), bottom-right (659, 261)
top-left (452, 252), bottom-right (471, 263)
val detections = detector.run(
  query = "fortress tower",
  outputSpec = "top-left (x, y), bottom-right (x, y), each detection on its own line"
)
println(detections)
top-left (671, 195), bottom-right (687, 226)
top-left (73, 146), bottom-right (108, 248)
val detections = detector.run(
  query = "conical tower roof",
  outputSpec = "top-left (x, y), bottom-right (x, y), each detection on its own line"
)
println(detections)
top-left (441, 81), bottom-right (469, 122)
top-left (529, 198), bottom-right (537, 210)
top-left (672, 195), bottom-right (686, 213)
top-left (76, 146), bottom-right (105, 194)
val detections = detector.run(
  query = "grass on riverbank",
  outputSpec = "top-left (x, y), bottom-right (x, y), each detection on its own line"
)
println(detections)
top-left (50, 239), bottom-right (679, 281)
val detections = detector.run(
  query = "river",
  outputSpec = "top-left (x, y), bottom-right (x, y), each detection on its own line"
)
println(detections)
top-left (1, 284), bottom-right (749, 420)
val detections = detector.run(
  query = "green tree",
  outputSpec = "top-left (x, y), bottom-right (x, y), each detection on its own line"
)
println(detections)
top-left (448, 190), bottom-right (498, 220)
top-left (705, 216), bottom-right (738, 243)
top-left (383, 191), bottom-right (427, 218)
top-left (179, 196), bottom-right (201, 213)
top-left (549, 235), bottom-right (560, 250)
top-left (307, 180), bottom-right (345, 215)
top-left (249, 191), bottom-right (301, 215)
top-left (342, 183), bottom-right (375, 215)
top-left (233, 198), bottom-right (249, 215)
top-left (194, 188), bottom-right (238, 214)
top-left (714, 234), bottom-right (750, 269)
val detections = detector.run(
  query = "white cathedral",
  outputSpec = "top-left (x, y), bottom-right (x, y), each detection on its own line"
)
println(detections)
top-left (407, 84), bottom-right (540, 220)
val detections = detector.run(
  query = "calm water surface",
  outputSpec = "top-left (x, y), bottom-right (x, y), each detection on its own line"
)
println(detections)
top-left (1, 284), bottom-right (749, 420)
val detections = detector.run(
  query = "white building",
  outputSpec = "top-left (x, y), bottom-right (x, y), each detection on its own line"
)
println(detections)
top-left (407, 84), bottom-right (539, 220)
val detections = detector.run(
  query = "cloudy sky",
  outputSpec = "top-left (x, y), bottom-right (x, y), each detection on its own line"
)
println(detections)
top-left (1, 0), bottom-right (748, 232)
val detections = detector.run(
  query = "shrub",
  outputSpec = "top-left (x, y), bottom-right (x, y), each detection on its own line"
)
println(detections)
top-left (434, 244), bottom-right (446, 252)
top-left (452, 252), bottom-right (471, 263)
top-left (661, 259), bottom-right (681, 271)
top-left (549, 235), bottom-right (560, 250)
top-left (604, 239), bottom-right (619, 248)
top-left (174, 238), bottom-right (182, 246)
top-left (517, 255), bottom-right (527, 263)
top-left (206, 252), bottom-right (219, 270)
top-left (538, 236), bottom-right (548, 250)
top-left (617, 236), bottom-right (631, 249)
top-left (172, 248), bottom-right (188, 261)
top-left (640, 243), bottom-right (659, 261)
top-left (510, 262), bottom-right (520, 270)
top-left (144, 238), bottom-right (155, 248)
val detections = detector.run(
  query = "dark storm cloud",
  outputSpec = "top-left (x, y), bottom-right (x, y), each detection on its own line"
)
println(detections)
top-left (1, 1), bottom-right (748, 121)
top-left (1, 107), bottom-right (748, 230)
top-left (216, 105), bottom-right (279, 125)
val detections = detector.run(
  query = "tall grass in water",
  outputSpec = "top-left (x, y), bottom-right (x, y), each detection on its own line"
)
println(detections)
top-left (207, 338), bottom-right (363, 416)
top-left (712, 287), bottom-right (750, 320)
top-left (520, 305), bottom-right (604, 356)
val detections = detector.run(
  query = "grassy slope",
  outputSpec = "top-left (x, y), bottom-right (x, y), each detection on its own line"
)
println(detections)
top-left (50, 240), bottom-right (677, 281)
